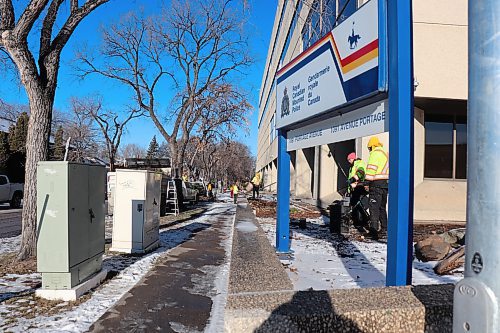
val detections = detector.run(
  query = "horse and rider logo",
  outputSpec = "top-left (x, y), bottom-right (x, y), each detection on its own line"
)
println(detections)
top-left (348, 22), bottom-right (361, 49)
top-left (281, 87), bottom-right (290, 118)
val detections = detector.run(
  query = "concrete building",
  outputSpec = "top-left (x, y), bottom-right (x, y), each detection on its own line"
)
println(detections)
top-left (256, 0), bottom-right (467, 222)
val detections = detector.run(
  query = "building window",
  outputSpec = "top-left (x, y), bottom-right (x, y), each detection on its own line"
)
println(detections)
top-left (424, 113), bottom-right (467, 179)
top-left (310, 0), bottom-right (321, 45)
top-left (301, 0), bottom-right (359, 51)
top-left (321, 0), bottom-right (336, 35)
top-left (337, 0), bottom-right (357, 24)
top-left (270, 114), bottom-right (277, 143)
top-left (301, 12), bottom-right (311, 50)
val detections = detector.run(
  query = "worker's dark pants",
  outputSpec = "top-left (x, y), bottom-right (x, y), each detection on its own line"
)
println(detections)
top-left (369, 183), bottom-right (388, 231)
top-left (350, 186), bottom-right (368, 226)
top-left (252, 184), bottom-right (259, 199)
top-left (234, 193), bottom-right (238, 204)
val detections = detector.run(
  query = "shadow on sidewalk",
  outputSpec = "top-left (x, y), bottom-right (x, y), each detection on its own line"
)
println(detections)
top-left (256, 290), bottom-right (363, 332)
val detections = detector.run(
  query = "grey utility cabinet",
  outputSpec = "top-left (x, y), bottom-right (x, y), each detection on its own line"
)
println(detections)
top-left (37, 162), bottom-right (106, 290)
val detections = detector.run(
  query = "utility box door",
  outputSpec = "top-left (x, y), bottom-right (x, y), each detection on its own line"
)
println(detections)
top-left (68, 164), bottom-right (90, 267)
top-left (88, 166), bottom-right (106, 258)
top-left (37, 164), bottom-right (70, 272)
top-left (132, 200), bottom-right (145, 245)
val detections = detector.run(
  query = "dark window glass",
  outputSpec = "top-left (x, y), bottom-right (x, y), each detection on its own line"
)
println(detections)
top-left (0, 176), bottom-right (7, 185)
top-left (455, 118), bottom-right (467, 179)
top-left (321, 0), bottom-right (336, 34)
top-left (337, 0), bottom-right (357, 24)
top-left (310, 0), bottom-right (321, 44)
top-left (302, 17), bottom-right (310, 50)
top-left (425, 116), bottom-right (454, 178)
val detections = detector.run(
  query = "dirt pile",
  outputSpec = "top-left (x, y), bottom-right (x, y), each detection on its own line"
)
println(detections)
top-left (247, 199), bottom-right (322, 219)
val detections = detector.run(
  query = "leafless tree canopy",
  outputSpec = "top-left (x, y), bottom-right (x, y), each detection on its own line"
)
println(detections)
top-left (65, 100), bottom-right (102, 162)
top-left (191, 138), bottom-right (254, 185)
top-left (77, 0), bottom-right (252, 173)
top-left (1, 0), bottom-right (111, 259)
top-left (120, 143), bottom-right (146, 159)
top-left (71, 95), bottom-right (144, 171)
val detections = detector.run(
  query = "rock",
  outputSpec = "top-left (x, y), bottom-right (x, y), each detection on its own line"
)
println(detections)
top-left (439, 228), bottom-right (466, 247)
top-left (415, 235), bottom-right (451, 262)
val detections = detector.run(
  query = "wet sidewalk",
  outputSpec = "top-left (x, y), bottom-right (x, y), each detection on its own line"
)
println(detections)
top-left (89, 201), bottom-right (236, 333)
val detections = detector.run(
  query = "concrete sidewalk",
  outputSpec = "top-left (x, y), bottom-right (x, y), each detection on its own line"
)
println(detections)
top-left (88, 195), bottom-right (455, 333)
top-left (224, 198), bottom-right (455, 333)
top-left (89, 201), bottom-right (236, 333)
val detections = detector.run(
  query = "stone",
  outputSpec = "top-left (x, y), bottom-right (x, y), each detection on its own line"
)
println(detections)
top-left (439, 228), bottom-right (466, 247)
top-left (415, 235), bottom-right (451, 262)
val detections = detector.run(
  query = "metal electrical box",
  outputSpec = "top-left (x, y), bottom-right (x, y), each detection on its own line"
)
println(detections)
top-left (37, 162), bottom-right (106, 290)
top-left (111, 169), bottom-right (161, 253)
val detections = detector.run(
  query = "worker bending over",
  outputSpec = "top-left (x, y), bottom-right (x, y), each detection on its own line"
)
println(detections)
top-left (346, 152), bottom-right (368, 230)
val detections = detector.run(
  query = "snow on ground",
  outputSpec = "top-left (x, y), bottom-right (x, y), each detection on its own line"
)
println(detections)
top-left (0, 234), bottom-right (21, 255)
top-left (258, 216), bottom-right (463, 290)
top-left (0, 200), bottom-right (235, 332)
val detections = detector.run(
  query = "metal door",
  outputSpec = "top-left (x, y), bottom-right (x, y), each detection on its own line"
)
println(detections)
top-left (88, 165), bottom-right (106, 258)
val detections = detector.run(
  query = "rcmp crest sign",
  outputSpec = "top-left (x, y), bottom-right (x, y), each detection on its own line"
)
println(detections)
top-left (276, 0), bottom-right (385, 129)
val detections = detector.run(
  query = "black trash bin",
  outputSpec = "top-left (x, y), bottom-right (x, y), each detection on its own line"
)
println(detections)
top-left (328, 200), bottom-right (350, 235)
top-left (328, 201), bottom-right (342, 234)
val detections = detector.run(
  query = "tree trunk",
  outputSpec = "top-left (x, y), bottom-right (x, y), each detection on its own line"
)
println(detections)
top-left (18, 87), bottom-right (53, 260)
top-left (168, 140), bottom-right (180, 177)
top-left (109, 149), bottom-right (116, 172)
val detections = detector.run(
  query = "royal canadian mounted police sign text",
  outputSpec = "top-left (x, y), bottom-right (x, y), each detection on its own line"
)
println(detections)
top-left (276, 0), bottom-right (383, 131)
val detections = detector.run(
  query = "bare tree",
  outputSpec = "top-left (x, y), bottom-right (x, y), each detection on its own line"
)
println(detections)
top-left (184, 83), bottom-right (250, 173)
top-left (120, 143), bottom-right (145, 159)
top-left (0, 99), bottom-right (30, 121)
top-left (1, 0), bottom-right (112, 259)
top-left (62, 100), bottom-right (101, 162)
top-left (194, 138), bottom-right (253, 185)
top-left (71, 96), bottom-right (143, 171)
top-left (77, 0), bottom-right (252, 175)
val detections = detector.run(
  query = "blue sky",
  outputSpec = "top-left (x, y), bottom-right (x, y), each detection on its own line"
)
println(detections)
top-left (0, 0), bottom-right (277, 156)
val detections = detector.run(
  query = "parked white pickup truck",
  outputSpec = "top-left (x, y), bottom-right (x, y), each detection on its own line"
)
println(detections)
top-left (0, 175), bottom-right (24, 208)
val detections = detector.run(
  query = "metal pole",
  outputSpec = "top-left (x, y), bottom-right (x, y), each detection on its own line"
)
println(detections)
top-left (276, 128), bottom-right (291, 252)
top-left (453, 1), bottom-right (500, 331)
top-left (386, 0), bottom-right (414, 286)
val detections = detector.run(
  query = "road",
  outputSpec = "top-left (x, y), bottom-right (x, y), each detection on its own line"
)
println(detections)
top-left (0, 205), bottom-right (22, 238)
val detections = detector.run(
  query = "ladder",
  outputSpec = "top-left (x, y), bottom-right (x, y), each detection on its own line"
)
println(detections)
top-left (165, 179), bottom-right (179, 216)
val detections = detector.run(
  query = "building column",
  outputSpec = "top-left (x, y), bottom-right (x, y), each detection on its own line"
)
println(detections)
top-left (312, 146), bottom-right (320, 200)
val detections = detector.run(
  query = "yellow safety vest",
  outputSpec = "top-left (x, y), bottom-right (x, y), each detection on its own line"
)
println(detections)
top-left (366, 147), bottom-right (389, 181)
top-left (252, 173), bottom-right (261, 185)
top-left (348, 159), bottom-right (366, 181)
top-left (233, 185), bottom-right (239, 194)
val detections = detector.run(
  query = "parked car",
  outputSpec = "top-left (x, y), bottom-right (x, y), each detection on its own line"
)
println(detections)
top-left (183, 181), bottom-right (199, 204)
top-left (190, 181), bottom-right (206, 196)
top-left (0, 175), bottom-right (24, 208)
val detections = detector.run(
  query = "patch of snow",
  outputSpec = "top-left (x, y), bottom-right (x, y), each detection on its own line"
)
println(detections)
top-left (259, 217), bottom-right (462, 290)
top-left (204, 198), bottom-right (236, 333)
top-left (0, 234), bottom-right (21, 254)
top-left (235, 220), bottom-right (257, 233)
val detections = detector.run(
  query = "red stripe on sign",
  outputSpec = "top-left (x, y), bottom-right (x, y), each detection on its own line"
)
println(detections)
top-left (340, 39), bottom-right (379, 67)
top-left (277, 33), bottom-right (333, 76)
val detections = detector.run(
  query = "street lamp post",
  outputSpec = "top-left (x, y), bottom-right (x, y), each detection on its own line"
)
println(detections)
top-left (453, 1), bottom-right (500, 332)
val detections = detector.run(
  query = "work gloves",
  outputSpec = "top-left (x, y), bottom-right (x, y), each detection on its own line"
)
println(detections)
top-left (347, 177), bottom-right (356, 185)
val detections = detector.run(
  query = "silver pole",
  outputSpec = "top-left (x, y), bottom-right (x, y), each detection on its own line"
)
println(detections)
top-left (453, 1), bottom-right (500, 332)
